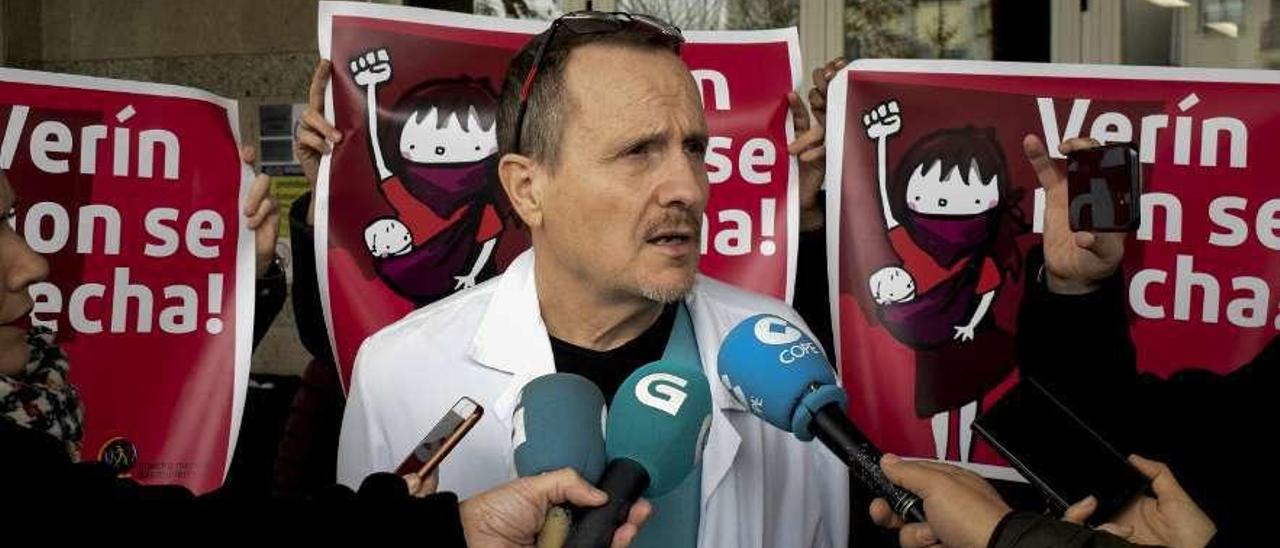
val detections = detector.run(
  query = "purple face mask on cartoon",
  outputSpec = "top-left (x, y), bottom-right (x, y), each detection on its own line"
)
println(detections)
top-left (400, 159), bottom-right (493, 217)
top-left (904, 212), bottom-right (994, 267)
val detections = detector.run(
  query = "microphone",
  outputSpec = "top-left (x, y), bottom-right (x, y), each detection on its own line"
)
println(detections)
top-left (565, 360), bottom-right (713, 548)
top-left (717, 314), bottom-right (926, 523)
top-left (513, 373), bottom-right (608, 548)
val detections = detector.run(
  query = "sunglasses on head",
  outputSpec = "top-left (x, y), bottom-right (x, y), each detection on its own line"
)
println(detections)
top-left (512, 11), bottom-right (684, 154)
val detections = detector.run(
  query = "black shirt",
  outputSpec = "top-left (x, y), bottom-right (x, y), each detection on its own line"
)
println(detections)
top-left (550, 303), bottom-right (679, 403)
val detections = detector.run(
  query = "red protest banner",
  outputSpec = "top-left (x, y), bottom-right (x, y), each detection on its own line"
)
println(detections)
top-left (1, 68), bottom-right (254, 493)
top-left (827, 60), bottom-right (1280, 480)
top-left (317, 2), bottom-right (800, 390)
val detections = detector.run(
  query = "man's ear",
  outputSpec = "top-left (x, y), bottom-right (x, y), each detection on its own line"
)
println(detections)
top-left (498, 152), bottom-right (543, 229)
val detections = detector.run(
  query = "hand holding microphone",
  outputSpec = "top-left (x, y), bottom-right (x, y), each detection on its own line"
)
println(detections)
top-left (457, 372), bottom-right (653, 548)
top-left (870, 454), bottom-right (1012, 548)
top-left (460, 467), bottom-right (650, 548)
top-left (717, 314), bottom-right (925, 523)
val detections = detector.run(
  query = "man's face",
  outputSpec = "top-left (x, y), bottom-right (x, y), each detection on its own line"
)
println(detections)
top-left (535, 44), bottom-right (709, 303)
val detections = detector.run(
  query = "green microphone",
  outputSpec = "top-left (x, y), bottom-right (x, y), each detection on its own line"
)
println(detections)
top-left (564, 360), bottom-right (712, 548)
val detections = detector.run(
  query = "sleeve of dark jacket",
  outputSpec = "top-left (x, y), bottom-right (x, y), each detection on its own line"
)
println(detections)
top-left (253, 257), bottom-right (288, 350)
top-left (1015, 246), bottom-right (1138, 423)
top-left (289, 191), bottom-right (334, 363)
top-left (989, 513), bottom-right (1137, 548)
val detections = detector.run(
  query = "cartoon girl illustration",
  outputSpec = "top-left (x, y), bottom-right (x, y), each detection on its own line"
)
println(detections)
top-left (350, 48), bottom-right (513, 304)
top-left (862, 100), bottom-right (1025, 462)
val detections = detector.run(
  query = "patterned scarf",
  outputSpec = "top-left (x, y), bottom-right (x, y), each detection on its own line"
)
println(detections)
top-left (0, 327), bottom-right (84, 460)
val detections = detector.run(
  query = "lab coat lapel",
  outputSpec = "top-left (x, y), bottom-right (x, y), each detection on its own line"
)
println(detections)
top-left (687, 277), bottom-right (763, 546)
top-left (468, 250), bottom-right (556, 429)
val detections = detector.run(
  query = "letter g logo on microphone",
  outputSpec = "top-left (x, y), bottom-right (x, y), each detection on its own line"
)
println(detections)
top-left (754, 315), bottom-right (803, 346)
top-left (635, 373), bottom-right (690, 416)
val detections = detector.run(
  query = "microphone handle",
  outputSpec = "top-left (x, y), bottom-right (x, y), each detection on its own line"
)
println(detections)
top-left (537, 506), bottom-right (572, 548)
top-left (811, 403), bottom-right (926, 523)
top-left (564, 458), bottom-right (650, 548)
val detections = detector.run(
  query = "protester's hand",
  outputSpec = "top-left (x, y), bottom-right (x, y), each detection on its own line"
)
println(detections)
top-left (808, 57), bottom-right (846, 128)
top-left (788, 91), bottom-right (826, 231)
top-left (1097, 455), bottom-right (1216, 548)
top-left (295, 59), bottom-right (342, 225)
top-left (786, 57), bottom-right (848, 233)
top-left (240, 146), bottom-right (279, 278)
top-left (1022, 135), bottom-right (1125, 295)
top-left (1062, 495), bottom-right (1100, 525)
top-left (459, 468), bottom-right (652, 548)
top-left (870, 454), bottom-right (1011, 548)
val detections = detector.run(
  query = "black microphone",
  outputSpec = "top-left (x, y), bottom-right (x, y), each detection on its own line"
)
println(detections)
top-left (811, 403), bottom-right (925, 522)
top-left (568, 459), bottom-right (651, 548)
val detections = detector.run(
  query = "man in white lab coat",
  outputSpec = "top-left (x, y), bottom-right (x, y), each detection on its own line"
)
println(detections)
top-left (338, 12), bottom-right (849, 548)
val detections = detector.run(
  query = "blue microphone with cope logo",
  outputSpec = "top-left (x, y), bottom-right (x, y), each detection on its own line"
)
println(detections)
top-left (717, 314), bottom-right (925, 523)
top-left (565, 360), bottom-right (713, 548)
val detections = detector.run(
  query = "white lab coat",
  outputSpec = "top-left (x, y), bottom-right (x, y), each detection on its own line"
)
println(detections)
top-left (338, 250), bottom-right (850, 548)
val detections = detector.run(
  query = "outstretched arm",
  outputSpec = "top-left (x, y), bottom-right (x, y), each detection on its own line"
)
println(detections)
top-left (954, 291), bottom-right (994, 342)
top-left (350, 48), bottom-right (394, 182)
top-left (863, 100), bottom-right (903, 229)
top-left (454, 238), bottom-right (496, 290)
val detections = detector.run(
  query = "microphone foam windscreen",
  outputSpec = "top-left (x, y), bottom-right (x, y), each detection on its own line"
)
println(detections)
top-left (606, 360), bottom-right (712, 497)
top-left (717, 314), bottom-right (843, 437)
top-left (513, 373), bottom-right (608, 483)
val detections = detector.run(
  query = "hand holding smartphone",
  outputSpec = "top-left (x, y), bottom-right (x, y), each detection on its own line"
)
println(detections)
top-left (1066, 142), bottom-right (1143, 233)
top-left (973, 379), bottom-right (1148, 526)
top-left (396, 396), bottom-right (484, 496)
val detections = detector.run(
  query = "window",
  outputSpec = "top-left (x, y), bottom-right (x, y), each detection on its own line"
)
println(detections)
top-left (615, 0), bottom-right (798, 31)
top-left (844, 0), bottom-right (993, 60)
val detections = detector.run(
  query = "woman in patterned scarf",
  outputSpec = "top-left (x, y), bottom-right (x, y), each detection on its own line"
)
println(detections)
top-left (0, 171), bottom-right (84, 460)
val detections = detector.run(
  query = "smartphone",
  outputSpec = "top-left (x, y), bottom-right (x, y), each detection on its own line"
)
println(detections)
top-left (1066, 142), bottom-right (1143, 232)
top-left (395, 396), bottom-right (484, 479)
top-left (973, 378), bottom-right (1148, 525)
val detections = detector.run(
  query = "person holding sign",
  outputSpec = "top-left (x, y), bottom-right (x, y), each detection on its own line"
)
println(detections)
top-left (0, 143), bottom-right (285, 465)
top-left (865, 135), bottom-right (1228, 548)
top-left (1016, 134), bottom-right (1272, 547)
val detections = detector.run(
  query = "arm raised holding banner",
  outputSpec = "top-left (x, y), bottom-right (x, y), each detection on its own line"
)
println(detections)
top-left (237, 145), bottom-right (285, 348)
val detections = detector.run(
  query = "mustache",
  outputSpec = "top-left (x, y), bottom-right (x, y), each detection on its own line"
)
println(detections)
top-left (641, 208), bottom-right (701, 240)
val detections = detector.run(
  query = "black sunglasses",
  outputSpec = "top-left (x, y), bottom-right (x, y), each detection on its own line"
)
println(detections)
top-left (512, 11), bottom-right (684, 155)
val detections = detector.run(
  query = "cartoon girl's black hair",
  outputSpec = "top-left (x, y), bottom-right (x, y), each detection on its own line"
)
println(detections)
top-left (887, 125), bottom-right (1011, 225)
top-left (891, 126), bottom-right (1029, 280)
top-left (379, 76), bottom-right (500, 174)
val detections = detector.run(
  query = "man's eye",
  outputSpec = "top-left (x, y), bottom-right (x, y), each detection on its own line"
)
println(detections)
top-left (1, 208), bottom-right (14, 222)
top-left (626, 142), bottom-right (651, 156)
top-left (686, 141), bottom-right (707, 156)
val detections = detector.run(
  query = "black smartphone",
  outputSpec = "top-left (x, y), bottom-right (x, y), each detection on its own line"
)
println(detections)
top-left (1066, 143), bottom-right (1143, 232)
top-left (973, 379), bottom-right (1148, 525)
top-left (395, 396), bottom-right (484, 479)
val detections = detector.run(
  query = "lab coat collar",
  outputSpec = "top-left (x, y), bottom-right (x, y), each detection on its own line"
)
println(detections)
top-left (469, 250), bottom-right (556, 428)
